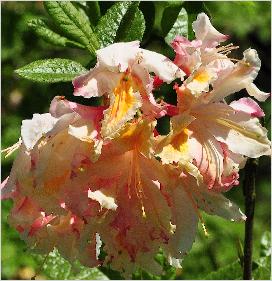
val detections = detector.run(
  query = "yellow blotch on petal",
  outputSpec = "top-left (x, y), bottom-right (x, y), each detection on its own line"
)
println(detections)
top-left (171, 129), bottom-right (189, 153)
top-left (101, 74), bottom-right (142, 139)
top-left (157, 129), bottom-right (190, 165)
top-left (193, 71), bottom-right (210, 83)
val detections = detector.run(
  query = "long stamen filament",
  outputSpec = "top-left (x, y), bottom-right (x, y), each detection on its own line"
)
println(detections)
top-left (1, 138), bottom-right (22, 158)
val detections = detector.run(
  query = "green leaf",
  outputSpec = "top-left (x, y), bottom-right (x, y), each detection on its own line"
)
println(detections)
top-left (116, 2), bottom-right (145, 42)
top-left (70, 261), bottom-right (109, 280)
top-left (15, 59), bottom-right (87, 83)
top-left (139, 2), bottom-right (155, 43)
top-left (253, 256), bottom-right (271, 280)
top-left (86, 1), bottom-right (101, 26)
top-left (35, 249), bottom-right (108, 280)
top-left (40, 249), bottom-right (71, 280)
top-left (260, 231), bottom-right (271, 257)
top-left (153, 1), bottom-right (183, 37)
top-left (44, 1), bottom-right (100, 55)
top-left (28, 18), bottom-right (85, 49)
top-left (165, 8), bottom-right (188, 45)
top-left (96, 1), bottom-right (142, 48)
top-left (203, 260), bottom-right (242, 280)
top-left (161, 1), bottom-right (183, 37)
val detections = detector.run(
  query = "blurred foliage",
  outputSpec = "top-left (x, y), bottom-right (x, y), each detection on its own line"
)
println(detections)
top-left (1, 1), bottom-right (271, 280)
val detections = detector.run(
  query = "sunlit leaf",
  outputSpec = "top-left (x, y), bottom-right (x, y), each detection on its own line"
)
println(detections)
top-left (44, 1), bottom-right (100, 54)
top-left (165, 8), bottom-right (188, 45)
top-left (96, 1), bottom-right (144, 47)
top-left (116, 2), bottom-right (145, 42)
top-left (28, 18), bottom-right (85, 49)
top-left (15, 59), bottom-right (87, 83)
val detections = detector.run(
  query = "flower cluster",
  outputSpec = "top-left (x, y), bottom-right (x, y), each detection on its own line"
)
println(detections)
top-left (2, 13), bottom-right (271, 277)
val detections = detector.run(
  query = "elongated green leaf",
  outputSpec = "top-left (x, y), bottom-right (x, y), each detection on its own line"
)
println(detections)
top-left (44, 1), bottom-right (100, 54)
top-left (28, 18), bottom-right (85, 49)
top-left (15, 59), bottom-right (87, 83)
top-left (116, 2), bottom-right (145, 42)
top-left (161, 1), bottom-right (183, 37)
top-left (86, 1), bottom-right (101, 26)
top-left (95, 1), bottom-right (134, 47)
top-left (153, 1), bottom-right (183, 37)
top-left (126, 8), bottom-right (145, 41)
top-left (165, 8), bottom-right (188, 45)
top-left (139, 2), bottom-right (155, 43)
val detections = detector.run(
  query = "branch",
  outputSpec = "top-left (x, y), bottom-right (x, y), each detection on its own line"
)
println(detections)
top-left (243, 158), bottom-right (258, 280)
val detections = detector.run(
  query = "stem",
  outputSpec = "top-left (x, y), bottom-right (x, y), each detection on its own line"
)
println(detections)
top-left (243, 158), bottom-right (258, 280)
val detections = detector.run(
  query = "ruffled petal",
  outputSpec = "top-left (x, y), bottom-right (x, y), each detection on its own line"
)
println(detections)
top-left (21, 113), bottom-right (57, 150)
top-left (172, 36), bottom-right (202, 75)
top-left (190, 185), bottom-right (246, 221)
top-left (162, 186), bottom-right (198, 261)
top-left (96, 41), bottom-right (140, 72)
top-left (140, 49), bottom-right (186, 83)
top-left (246, 83), bottom-right (270, 102)
top-left (73, 69), bottom-right (121, 98)
top-left (101, 78), bottom-right (142, 139)
top-left (207, 49), bottom-right (264, 102)
top-left (192, 13), bottom-right (229, 48)
top-left (194, 103), bottom-right (271, 158)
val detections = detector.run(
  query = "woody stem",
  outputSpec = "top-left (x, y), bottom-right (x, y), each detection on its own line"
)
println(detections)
top-left (243, 158), bottom-right (258, 280)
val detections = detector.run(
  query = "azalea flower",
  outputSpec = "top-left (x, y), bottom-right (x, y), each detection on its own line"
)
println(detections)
top-left (73, 41), bottom-right (185, 139)
top-left (159, 13), bottom-right (271, 190)
top-left (2, 95), bottom-right (247, 277)
top-left (2, 11), bottom-right (270, 278)
top-left (172, 13), bottom-right (270, 102)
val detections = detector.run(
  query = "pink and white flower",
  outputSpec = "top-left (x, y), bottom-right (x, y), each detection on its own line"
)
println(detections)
top-left (73, 41), bottom-right (185, 139)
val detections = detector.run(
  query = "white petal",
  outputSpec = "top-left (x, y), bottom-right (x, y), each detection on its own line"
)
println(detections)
top-left (207, 49), bottom-right (263, 102)
top-left (197, 103), bottom-right (271, 158)
top-left (95, 233), bottom-right (102, 260)
top-left (163, 187), bottom-right (198, 259)
top-left (192, 187), bottom-right (246, 221)
top-left (21, 113), bottom-right (57, 150)
top-left (68, 124), bottom-right (98, 140)
top-left (96, 41), bottom-right (140, 72)
top-left (88, 190), bottom-right (118, 210)
top-left (246, 83), bottom-right (270, 102)
top-left (140, 49), bottom-right (185, 83)
top-left (73, 69), bottom-right (121, 98)
top-left (192, 13), bottom-right (228, 47)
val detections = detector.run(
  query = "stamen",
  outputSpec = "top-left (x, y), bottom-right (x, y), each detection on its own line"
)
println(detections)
top-left (216, 43), bottom-right (239, 55)
top-left (1, 138), bottom-right (22, 158)
top-left (217, 118), bottom-right (264, 141)
top-left (128, 149), bottom-right (147, 218)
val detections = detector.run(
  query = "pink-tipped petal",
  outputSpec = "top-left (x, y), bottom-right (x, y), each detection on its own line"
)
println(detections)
top-left (230, 97), bottom-right (265, 117)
